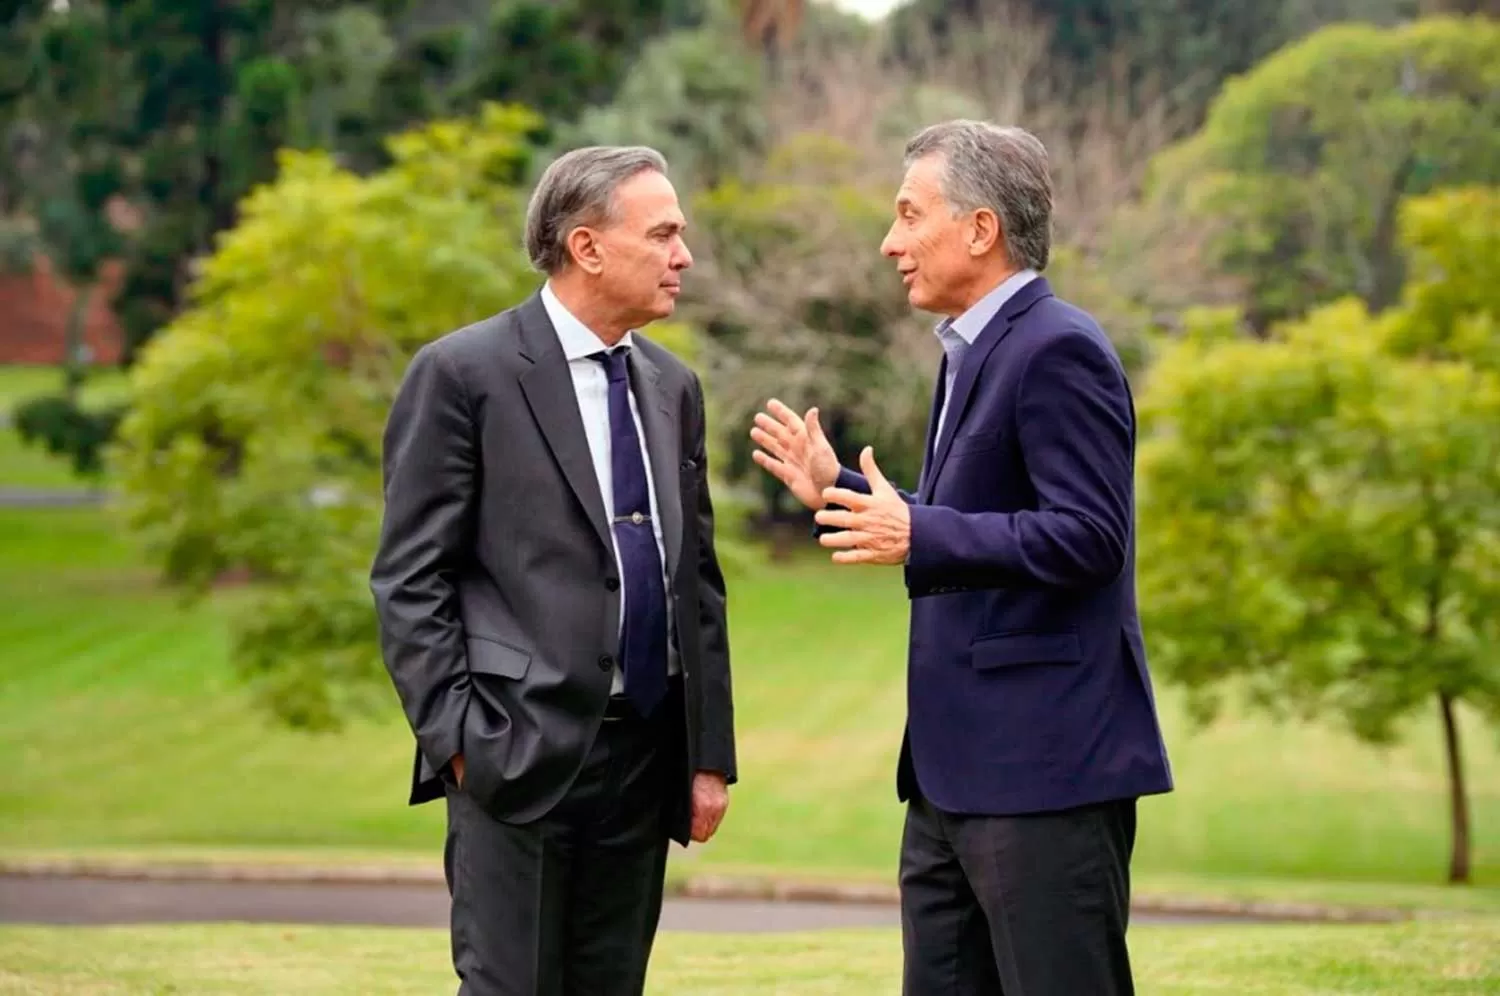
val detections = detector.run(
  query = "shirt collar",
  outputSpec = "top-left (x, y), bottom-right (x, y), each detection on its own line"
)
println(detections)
top-left (540, 281), bottom-right (634, 361)
top-left (937, 268), bottom-right (1039, 346)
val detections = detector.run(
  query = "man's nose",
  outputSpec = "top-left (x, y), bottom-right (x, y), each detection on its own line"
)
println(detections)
top-left (673, 237), bottom-right (693, 270)
top-left (880, 226), bottom-right (901, 258)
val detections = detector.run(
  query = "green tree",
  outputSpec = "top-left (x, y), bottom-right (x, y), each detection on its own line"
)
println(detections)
top-left (1, 0), bottom-right (133, 475)
top-left (890, 0), bottom-right (1421, 123)
top-left (450, 0), bottom-right (708, 125)
top-left (553, 22), bottom-right (767, 194)
top-left (1146, 16), bottom-right (1500, 331)
top-left (687, 134), bottom-right (936, 503)
top-left (111, 104), bottom-right (542, 729)
top-left (1136, 185), bottom-right (1500, 884)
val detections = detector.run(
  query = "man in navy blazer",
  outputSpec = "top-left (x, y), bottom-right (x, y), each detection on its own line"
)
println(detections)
top-left (752, 120), bottom-right (1173, 994)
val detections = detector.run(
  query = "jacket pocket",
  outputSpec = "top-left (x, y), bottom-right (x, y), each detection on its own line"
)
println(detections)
top-left (971, 630), bottom-right (1082, 669)
top-left (947, 432), bottom-right (1004, 457)
top-left (465, 636), bottom-right (532, 679)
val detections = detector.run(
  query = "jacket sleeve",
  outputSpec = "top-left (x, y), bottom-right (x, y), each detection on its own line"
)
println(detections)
top-left (369, 344), bottom-right (477, 774)
top-left (689, 372), bottom-right (737, 783)
top-left (905, 328), bottom-right (1133, 591)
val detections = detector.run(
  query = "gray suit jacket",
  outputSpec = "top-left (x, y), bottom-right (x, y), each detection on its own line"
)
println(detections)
top-left (369, 292), bottom-right (736, 845)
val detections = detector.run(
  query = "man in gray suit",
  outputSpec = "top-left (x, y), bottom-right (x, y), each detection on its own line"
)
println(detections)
top-left (370, 145), bottom-right (736, 996)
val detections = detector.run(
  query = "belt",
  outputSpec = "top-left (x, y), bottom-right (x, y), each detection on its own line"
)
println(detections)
top-left (601, 675), bottom-right (683, 722)
top-left (602, 695), bottom-right (637, 722)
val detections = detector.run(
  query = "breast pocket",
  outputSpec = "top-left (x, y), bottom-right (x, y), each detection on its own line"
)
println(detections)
top-left (947, 431), bottom-right (1004, 458)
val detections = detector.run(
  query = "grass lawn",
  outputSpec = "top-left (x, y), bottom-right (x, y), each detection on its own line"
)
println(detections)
top-left (2, 504), bottom-right (1499, 911)
top-left (0, 365), bottom-right (129, 410)
top-left (0, 920), bottom-right (1496, 994)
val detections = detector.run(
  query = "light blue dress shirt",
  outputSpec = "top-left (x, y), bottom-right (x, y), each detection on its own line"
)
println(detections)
top-left (540, 283), bottom-right (678, 692)
top-left (932, 268), bottom-right (1038, 443)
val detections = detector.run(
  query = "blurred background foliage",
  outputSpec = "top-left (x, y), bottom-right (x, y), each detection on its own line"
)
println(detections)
top-left (3, 0), bottom-right (1499, 885)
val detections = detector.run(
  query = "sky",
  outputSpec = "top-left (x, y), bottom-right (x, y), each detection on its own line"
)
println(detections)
top-left (825, 0), bottom-right (910, 19)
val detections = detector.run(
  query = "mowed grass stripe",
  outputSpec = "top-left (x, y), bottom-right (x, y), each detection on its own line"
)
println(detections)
top-left (0, 920), bottom-right (1496, 994)
top-left (1, 506), bottom-right (1497, 896)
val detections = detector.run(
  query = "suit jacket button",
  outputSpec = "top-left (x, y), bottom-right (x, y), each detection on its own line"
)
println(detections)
top-left (605, 577), bottom-right (619, 591)
top-left (598, 654), bottom-right (614, 671)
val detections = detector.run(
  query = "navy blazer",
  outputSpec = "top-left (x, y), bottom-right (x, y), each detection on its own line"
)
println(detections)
top-left (836, 278), bottom-right (1173, 816)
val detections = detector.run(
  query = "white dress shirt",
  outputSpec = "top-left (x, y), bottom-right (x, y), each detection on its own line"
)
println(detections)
top-left (540, 283), bottom-right (678, 693)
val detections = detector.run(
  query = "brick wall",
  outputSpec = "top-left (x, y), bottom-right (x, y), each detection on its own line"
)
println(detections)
top-left (0, 255), bottom-right (125, 365)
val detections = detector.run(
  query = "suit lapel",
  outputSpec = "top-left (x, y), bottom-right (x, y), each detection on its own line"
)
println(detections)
top-left (628, 344), bottom-right (683, 579)
top-left (921, 277), bottom-right (1054, 501)
top-left (515, 294), bottom-right (613, 553)
top-left (916, 355), bottom-right (948, 497)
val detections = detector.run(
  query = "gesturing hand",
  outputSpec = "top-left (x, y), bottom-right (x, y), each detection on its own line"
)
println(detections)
top-left (813, 447), bottom-right (911, 565)
top-left (750, 399), bottom-right (840, 510)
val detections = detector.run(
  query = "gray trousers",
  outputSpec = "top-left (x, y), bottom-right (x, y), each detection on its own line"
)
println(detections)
top-left (442, 695), bottom-right (681, 996)
top-left (900, 792), bottom-right (1138, 995)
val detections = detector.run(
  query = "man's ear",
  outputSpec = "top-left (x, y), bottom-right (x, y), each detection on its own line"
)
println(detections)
top-left (967, 208), bottom-right (1002, 257)
top-left (566, 226), bottom-right (606, 275)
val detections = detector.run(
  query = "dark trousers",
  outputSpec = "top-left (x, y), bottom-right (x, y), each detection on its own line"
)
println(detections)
top-left (899, 791), bottom-right (1137, 996)
top-left (443, 692), bottom-right (681, 996)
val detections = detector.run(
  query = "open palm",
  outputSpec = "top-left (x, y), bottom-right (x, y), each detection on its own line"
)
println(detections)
top-left (750, 399), bottom-right (840, 510)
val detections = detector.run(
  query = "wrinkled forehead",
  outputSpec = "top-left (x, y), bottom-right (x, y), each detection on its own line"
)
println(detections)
top-left (895, 154), bottom-right (948, 212)
top-left (612, 170), bottom-right (686, 231)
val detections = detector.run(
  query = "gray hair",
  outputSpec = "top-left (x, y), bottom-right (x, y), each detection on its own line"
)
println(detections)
top-left (904, 120), bottom-right (1052, 272)
top-left (525, 146), bottom-right (669, 274)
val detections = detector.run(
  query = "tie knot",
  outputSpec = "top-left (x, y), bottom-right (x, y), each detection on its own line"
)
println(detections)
top-left (593, 346), bottom-right (630, 382)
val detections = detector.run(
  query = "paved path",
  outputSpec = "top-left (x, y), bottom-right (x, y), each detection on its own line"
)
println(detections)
top-left (0, 875), bottom-right (1228, 932)
top-left (0, 487), bottom-right (107, 507)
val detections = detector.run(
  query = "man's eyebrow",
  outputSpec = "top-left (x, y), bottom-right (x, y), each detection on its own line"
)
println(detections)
top-left (650, 220), bottom-right (686, 234)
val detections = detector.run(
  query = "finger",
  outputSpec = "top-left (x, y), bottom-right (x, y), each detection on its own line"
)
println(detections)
top-left (749, 424), bottom-right (790, 460)
top-left (813, 508), bottom-right (857, 530)
top-left (806, 406), bottom-right (827, 443)
top-left (818, 529), bottom-right (871, 550)
top-left (752, 413), bottom-right (797, 452)
top-left (821, 487), bottom-right (873, 510)
top-left (752, 449), bottom-right (798, 487)
top-left (859, 446), bottom-right (892, 492)
top-left (832, 548), bottom-right (882, 565)
top-left (765, 398), bottom-right (806, 435)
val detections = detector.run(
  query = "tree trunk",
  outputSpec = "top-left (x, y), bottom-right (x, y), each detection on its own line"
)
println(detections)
top-left (62, 283), bottom-right (92, 402)
top-left (1439, 691), bottom-right (1471, 885)
top-left (1365, 153), bottom-right (1415, 314)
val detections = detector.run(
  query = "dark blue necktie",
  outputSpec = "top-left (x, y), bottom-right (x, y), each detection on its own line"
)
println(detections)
top-left (593, 347), bottom-right (668, 717)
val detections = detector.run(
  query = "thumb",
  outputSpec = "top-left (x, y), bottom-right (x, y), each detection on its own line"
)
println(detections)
top-left (860, 446), bottom-right (892, 492)
top-left (806, 406), bottom-right (826, 443)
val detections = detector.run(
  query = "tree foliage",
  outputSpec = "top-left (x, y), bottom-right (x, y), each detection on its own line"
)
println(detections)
top-left (686, 133), bottom-right (936, 495)
top-left (1137, 185), bottom-right (1500, 883)
top-left (110, 100), bottom-right (754, 729)
top-left (890, 0), bottom-right (1421, 123)
top-left (553, 21), bottom-right (768, 194)
top-left (1146, 16), bottom-right (1500, 330)
top-left (111, 104), bottom-right (543, 729)
top-left (1, 0), bottom-right (133, 454)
